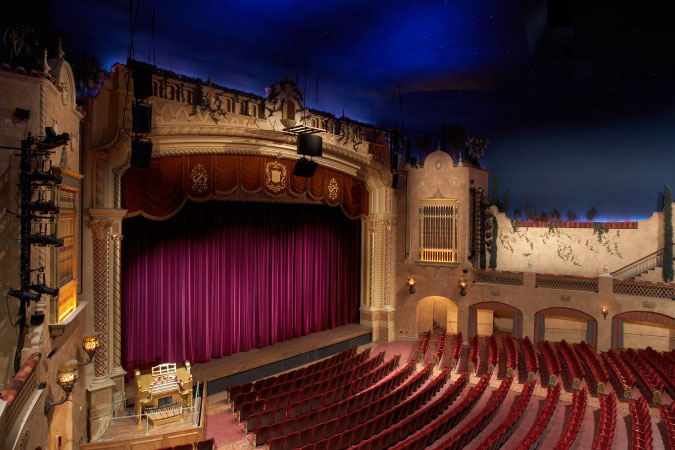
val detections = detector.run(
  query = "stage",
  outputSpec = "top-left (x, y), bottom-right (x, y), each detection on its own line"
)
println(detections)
top-left (124, 324), bottom-right (372, 401)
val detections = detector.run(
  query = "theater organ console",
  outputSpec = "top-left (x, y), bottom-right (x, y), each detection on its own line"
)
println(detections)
top-left (134, 362), bottom-right (193, 426)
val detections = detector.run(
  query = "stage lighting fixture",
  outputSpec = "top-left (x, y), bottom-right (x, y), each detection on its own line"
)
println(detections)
top-left (292, 157), bottom-right (318, 178)
top-left (14, 108), bottom-right (30, 121)
top-left (24, 199), bottom-right (59, 214)
top-left (23, 168), bottom-right (62, 184)
top-left (30, 283), bottom-right (59, 297)
top-left (8, 289), bottom-right (40, 302)
top-left (38, 128), bottom-right (70, 150)
top-left (26, 234), bottom-right (64, 247)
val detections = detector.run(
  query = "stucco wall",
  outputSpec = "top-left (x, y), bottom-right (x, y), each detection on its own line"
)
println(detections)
top-left (491, 206), bottom-right (673, 277)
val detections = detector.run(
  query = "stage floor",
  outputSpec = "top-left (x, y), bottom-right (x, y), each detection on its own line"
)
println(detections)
top-left (125, 323), bottom-right (372, 401)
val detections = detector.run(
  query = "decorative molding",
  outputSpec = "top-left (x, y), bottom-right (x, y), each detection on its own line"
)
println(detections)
top-left (89, 220), bottom-right (111, 377)
top-left (111, 234), bottom-right (123, 369)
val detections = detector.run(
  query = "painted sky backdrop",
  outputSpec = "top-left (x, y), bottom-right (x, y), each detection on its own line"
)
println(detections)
top-left (52, 0), bottom-right (675, 220)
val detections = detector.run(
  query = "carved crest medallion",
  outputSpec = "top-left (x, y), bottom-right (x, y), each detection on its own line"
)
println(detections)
top-left (190, 164), bottom-right (208, 193)
top-left (328, 177), bottom-right (339, 201)
top-left (265, 161), bottom-right (286, 193)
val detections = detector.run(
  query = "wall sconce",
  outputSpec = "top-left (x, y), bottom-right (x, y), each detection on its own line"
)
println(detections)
top-left (44, 363), bottom-right (78, 414)
top-left (79, 334), bottom-right (100, 365)
top-left (459, 279), bottom-right (468, 296)
top-left (408, 277), bottom-right (416, 294)
top-left (602, 306), bottom-right (608, 320)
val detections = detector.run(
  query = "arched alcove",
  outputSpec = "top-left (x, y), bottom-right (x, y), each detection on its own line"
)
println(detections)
top-left (534, 307), bottom-right (598, 347)
top-left (611, 311), bottom-right (675, 350)
top-left (468, 302), bottom-right (523, 338)
top-left (416, 296), bottom-right (458, 336)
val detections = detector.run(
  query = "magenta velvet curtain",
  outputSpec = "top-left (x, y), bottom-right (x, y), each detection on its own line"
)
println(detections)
top-left (121, 201), bottom-right (361, 375)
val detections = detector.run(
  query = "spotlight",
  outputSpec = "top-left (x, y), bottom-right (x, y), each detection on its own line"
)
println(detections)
top-left (37, 128), bottom-right (70, 150)
top-left (22, 170), bottom-right (62, 184)
top-left (30, 283), bottom-right (59, 297)
top-left (8, 289), bottom-right (40, 302)
top-left (26, 234), bottom-right (64, 247)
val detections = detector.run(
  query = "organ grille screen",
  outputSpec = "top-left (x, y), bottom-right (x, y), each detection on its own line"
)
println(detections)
top-left (418, 199), bottom-right (458, 263)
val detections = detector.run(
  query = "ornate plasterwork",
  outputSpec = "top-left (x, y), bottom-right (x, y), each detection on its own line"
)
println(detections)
top-left (89, 220), bottom-right (111, 377)
top-left (111, 234), bottom-right (123, 369)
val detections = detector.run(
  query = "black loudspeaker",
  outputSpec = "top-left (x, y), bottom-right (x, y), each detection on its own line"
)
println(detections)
top-left (298, 134), bottom-right (322, 157)
top-left (132, 102), bottom-right (152, 134)
top-left (131, 138), bottom-right (153, 168)
top-left (392, 173), bottom-right (404, 189)
top-left (391, 153), bottom-right (405, 170)
top-left (293, 158), bottom-right (318, 178)
top-left (132, 63), bottom-right (153, 100)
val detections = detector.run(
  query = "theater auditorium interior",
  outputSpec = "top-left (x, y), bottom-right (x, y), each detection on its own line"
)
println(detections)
top-left (1, 1), bottom-right (674, 449)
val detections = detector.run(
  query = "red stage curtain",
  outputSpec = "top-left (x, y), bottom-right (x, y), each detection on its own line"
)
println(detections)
top-left (121, 201), bottom-right (361, 375)
top-left (122, 155), bottom-right (369, 220)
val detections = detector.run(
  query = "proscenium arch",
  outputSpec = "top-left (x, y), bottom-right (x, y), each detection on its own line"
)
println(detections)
top-left (611, 311), bottom-right (675, 349)
top-left (416, 296), bottom-right (458, 335)
top-left (468, 301), bottom-right (523, 339)
top-left (534, 307), bottom-right (598, 347)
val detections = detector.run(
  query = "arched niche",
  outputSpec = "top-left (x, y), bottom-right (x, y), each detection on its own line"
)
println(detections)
top-left (611, 311), bottom-right (675, 350)
top-left (534, 307), bottom-right (598, 347)
top-left (416, 296), bottom-right (458, 336)
top-left (468, 301), bottom-right (523, 339)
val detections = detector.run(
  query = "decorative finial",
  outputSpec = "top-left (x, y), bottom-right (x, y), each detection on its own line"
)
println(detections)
top-left (603, 264), bottom-right (608, 273)
top-left (436, 140), bottom-right (441, 152)
top-left (42, 49), bottom-right (51, 74)
top-left (457, 153), bottom-right (463, 167)
top-left (57, 37), bottom-right (65, 59)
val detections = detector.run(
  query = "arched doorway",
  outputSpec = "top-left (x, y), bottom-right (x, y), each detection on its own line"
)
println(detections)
top-left (534, 307), bottom-right (598, 347)
top-left (611, 311), bottom-right (675, 350)
top-left (417, 296), bottom-right (458, 336)
top-left (468, 302), bottom-right (523, 339)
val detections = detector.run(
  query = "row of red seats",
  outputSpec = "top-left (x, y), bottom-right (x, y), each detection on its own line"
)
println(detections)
top-left (434, 332), bottom-right (447, 365)
top-left (383, 374), bottom-right (488, 450)
top-left (538, 340), bottom-right (562, 377)
top-left (592, 392), bottom-right (617, 450)
top-left (574, 341), bottom-right (609, 387)
top-left (468, 336), bottom-right (479, 371)
top-left (261, 362), bottom-right (433, 448)
top-left (660, 401), bottom-right (675, 450)
top-left (226, 346), bottom-right (356, 403)
top-left (246, 355), bottom-right (402, 433)
top-left (552, 388), bottom-right (587, 449)
top-left (502, 335), bottom-right (518, 371)
top-left (640, 347), bottom-right (675, 393)
top-left (601, 349), bottom-right (635, 396)
top-left (485, 334), bottom-right (500, 373)
top-left (475, 381), bottom-right (536, 450)
top-left (157, 439), bottom-right (214, 450)
top-left (622, 349), bottom-right (666, 403)
top-left (298, 368), bottom-right (454, 450)
top-left (434, 375), bottom-right (514, 450)
top-left (520, 336), bottom-right (538, 377)
top-left (512, 382), bottom-right (561, 449)
top-left (253, 354), bottom-right (399, 446)
top-left (555, 339), bottom-right (585, 384)
top-left (448, 332), bottom-right (463, 369)
top-left (237, 350), bottom-right (381, 421)
top-left (628, 396), bottom-right (653, 450)
top-left (418, 330), bottom-right (432, 362)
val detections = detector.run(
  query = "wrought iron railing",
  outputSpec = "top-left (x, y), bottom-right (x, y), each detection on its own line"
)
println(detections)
top-left (611, 244), bottom-right (675, 280)
top-left (535, 274), bottom-right (598, 292)
top-left (473, 270), bottom-right (524, 286)
top-left (613, 280), bottom-right (675, 299)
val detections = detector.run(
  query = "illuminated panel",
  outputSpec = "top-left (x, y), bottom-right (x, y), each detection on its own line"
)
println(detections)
top-left (57, 280), bottom-right (77, 322)
top-left (418, 198), bottom-right (458, 264)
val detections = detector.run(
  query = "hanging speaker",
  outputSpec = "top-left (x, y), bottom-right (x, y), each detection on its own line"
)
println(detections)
top-left (392, 173), bottom-right (404, 189)
top-left (297, 134), bottom-right (322, 157)
top-left (391, 153), bottom-right (405, 171)
top-left (131, 137), bottom-right (153, 168)
top-left (132, 102), bottom-right (152, 134)
top-left (132, 62), bottom-right (153, 100)
top-left (292, 158), bottom-right (318, 178)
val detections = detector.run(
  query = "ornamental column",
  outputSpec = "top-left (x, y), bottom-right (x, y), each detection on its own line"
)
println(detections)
top-left (361, 176), bottom-right (397, 342)
top-left (86, 208), bottom-right (127, 441)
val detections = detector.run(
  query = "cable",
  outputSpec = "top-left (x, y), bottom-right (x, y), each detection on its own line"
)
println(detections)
top-left (120, 0), bottom-right (143, 138)
top-left (5, 292), bottom-right (18, 330)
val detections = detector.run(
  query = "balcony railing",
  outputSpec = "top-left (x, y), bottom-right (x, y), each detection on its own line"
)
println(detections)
top-left (611, 243), bottom-right (675, 280)
top-left (613, 280), bottom-right (675, 299)
top-left (535, 274), bottom-right (598, 292)
top-left (473, 270), bottom-right (524, 286)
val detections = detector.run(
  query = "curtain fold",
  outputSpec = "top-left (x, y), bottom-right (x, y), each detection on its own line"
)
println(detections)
top-left (122, 201), bottom-right (360, 375)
